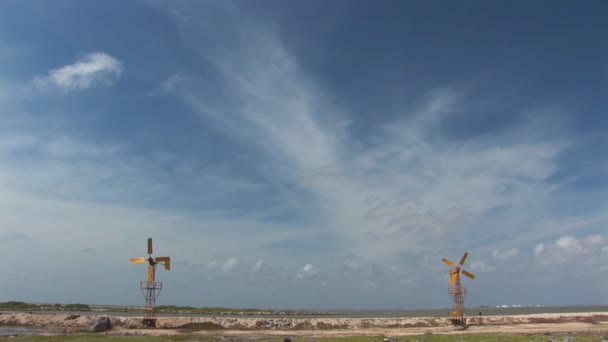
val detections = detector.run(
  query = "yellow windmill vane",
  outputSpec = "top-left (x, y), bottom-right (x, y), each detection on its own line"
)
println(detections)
top-left (130, 238), bottom-right (170, 327)
top-left (442, 252), bottom-right (476, 326)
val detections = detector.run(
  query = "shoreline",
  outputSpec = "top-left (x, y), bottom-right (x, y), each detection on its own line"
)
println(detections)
top-left (1, 311), bottom-right (607, 337)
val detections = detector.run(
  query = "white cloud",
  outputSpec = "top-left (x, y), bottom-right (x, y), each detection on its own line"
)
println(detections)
top-left (148, 74), bottom-right (187, 96)
top-left (534, 243), bottom-right (545, 256)
top-left (34, 52), bottom-right (123, 91)
top-left (535, 234), bottom-right (606, 264)
top-left (469, 261), bottom-right (496, 273)
top-left (222, 257), bottom-right (239, 271)
top-left (555, 235), bottom-right (582, 253)
top-left (251, 259), bottom-right (264, 273)
top-left (295, 263), bottom-right (320, 279)
top-left (493, 248), bottom-right (519, 260)
top-left (583, 235), bottom-right (604, 247)
top-left (166, 1), bottom-right (574, 263)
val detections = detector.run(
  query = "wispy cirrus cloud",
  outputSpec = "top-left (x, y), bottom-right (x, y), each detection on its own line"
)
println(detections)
top-left (222, 257), bottom-right (239, 271)
top-left (295, 264), bottom-right (320, 280)
top-left (148, 74), bottom-right (187, 96)
top-left (470, 261), bottom-right (496, 273)
top-left (33, 52), bottom-right (123, 91)
top-left (493, 248), bottom-right (519, 260)
top-left (163, 1), bottom-right (583, 267)
top-left (251, 259), bottom-right (264, 274)
top-left (1, 0), bottom-right (605, 308)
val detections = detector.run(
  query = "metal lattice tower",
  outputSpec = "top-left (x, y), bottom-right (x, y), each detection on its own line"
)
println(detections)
top-left (442, 252), bottom-right (475, 326)
top-left (448, 272), bottom-right (468, 324)
top-left (130, 238), bottom-right (170, 327)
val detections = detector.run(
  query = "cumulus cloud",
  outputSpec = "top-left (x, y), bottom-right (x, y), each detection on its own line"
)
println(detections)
top-left (34, 52), bottom-right (123, 91)
top-left (295, 264), bottom-right (320, 279)
top-left (535, 234), bottom-right (606, 262)
top-left (492, 248), bottom-right (519, 260)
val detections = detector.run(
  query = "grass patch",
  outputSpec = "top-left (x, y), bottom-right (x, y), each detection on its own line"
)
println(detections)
top-left (176, 321), bottom-right (225, 331)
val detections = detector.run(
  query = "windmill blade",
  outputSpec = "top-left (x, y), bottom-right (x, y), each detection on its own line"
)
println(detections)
top-left (462, 269), bottom-right (476, 279)
top-left (448, 272), bottom-right (459, 286)
top-left (459, 252), bottom-right (469, 265)
top-left (130, 257), bottom-right (145, 263)
top-left (442, 258), bottom-right (456, 267)
top-left (156, 257), bottom-right (171, 271)
top-left (147, 238), bottom-right (153, 255)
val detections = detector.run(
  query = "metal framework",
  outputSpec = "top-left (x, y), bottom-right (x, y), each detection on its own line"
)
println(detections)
top-left (442, 252), bottom-right (475, 326)
top-left (140, 280), bottom-right (162, 327)
top-left (448, 275), bottom-right (468, 325)
top-left (130, 238), bottom-right (171, 328)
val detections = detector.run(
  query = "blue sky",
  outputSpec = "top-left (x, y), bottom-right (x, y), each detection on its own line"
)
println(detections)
top-left (0, 0), bottom-right (606, 309)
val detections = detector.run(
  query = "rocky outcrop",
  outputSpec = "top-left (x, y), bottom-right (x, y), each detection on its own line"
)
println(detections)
top-left (90, 315), bottom-right (113, 332)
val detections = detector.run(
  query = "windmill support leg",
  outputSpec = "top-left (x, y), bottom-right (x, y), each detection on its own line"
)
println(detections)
top-left (140, 281), bottom-right (162, 327)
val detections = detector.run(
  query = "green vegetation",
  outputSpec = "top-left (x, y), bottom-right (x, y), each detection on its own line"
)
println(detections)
top-left (176, 321), bottom-right (226, 331)
top-left (0, 334), bottom-right (603, 342)
top-left (0, 302), bottom-right (90, 311)
top-left (63, 304), bottom-right (90, 310)
top-left (0, 301), bottom-right (274, 315)
top-left (156, 305), bottom-right (266, 313)
top-left (0, 301), bottom-right (335, 315)
top-left (0, 302), bottom-right (39, 310)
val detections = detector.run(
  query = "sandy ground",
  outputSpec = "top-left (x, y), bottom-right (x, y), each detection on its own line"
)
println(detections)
top-left (1, 311), bottom-right (607, 338)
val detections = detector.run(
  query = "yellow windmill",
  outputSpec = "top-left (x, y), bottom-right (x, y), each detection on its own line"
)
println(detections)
top-left (130, 238), bottom-right (170, 327)
top-left (442, 252), bottom-right (475, 325)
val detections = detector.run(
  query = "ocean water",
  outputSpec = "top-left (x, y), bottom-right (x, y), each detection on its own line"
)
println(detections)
top-left (331, 305), bottom-right (608, 318)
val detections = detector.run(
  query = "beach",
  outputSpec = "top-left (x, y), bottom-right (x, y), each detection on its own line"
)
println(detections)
top-left (1, 311), bottom-right (606, 339)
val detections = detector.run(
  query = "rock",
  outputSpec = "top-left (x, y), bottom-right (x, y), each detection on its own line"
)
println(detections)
top-left (90, 315), bottom-right (113, 332)
top-left (65, 314), bottom-right (80, 320)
